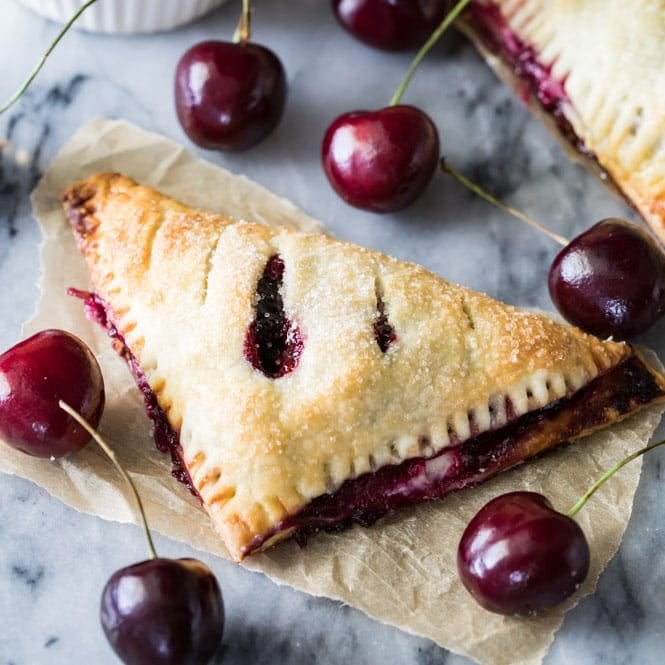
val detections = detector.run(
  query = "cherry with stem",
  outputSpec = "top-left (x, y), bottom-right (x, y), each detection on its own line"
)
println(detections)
top-left (458, 436), bottom-right (665, 615)
top-left (174, 0), bottom-right (287, 151)
top-left (0, 329), bottom-right (105, 458)
top-left (60, 402), bottom-right (225, 665)
top-left (440, 159), bottom-right (665, 338)
top-left (322, 0), bottom-right (471, 213)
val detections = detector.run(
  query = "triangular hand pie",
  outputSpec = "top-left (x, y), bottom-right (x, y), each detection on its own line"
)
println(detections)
top-left (61, 173), bottom-right (665, 561)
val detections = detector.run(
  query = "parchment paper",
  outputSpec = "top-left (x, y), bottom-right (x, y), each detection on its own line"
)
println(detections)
top-left (1, 118), bottom-right (663, 665)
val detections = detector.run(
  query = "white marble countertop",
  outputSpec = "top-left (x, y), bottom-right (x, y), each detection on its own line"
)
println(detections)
top-left (1, 2), bottom-right (665, 664)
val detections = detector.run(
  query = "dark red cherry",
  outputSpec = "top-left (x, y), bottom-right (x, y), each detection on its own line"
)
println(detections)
top-left (332, 0), bottom-right (450, 51)
top-left (0, 329), bottom-right (105, 458)
top-left (457, 491), bottom-right (590, 615)
top-left (101, 557), bottom-right (224, 665)
top-left (322, 105), bottom-right (439, 213)
top-left (175, 40), bottom-right (287, 151)
top-left (548, 218), bottom-right (665, 338)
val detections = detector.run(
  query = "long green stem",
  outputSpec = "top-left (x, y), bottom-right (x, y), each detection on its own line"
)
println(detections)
top-left (0, 0), bottom-right (98, 115)
top-left (440, 158), bottom-right (569, 246)
top-left (390, 0), bottom-right (472, 106)
top-left (232, 0), bottom-right (252, 43)
top-left (567, 438), bottom-right (665, 518)
top-left (59, 400), bottom-right (158, 560)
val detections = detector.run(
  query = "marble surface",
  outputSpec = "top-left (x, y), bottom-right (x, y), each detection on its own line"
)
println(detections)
top-left (1, 2), bottom-right (664, 664)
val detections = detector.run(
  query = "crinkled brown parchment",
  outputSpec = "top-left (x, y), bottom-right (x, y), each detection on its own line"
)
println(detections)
top-left (1, 118), bottom-right (663, 665)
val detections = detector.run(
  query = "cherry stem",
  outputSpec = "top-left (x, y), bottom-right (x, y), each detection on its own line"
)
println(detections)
top-left (440, 158), bottom-right (569, 247)
top-left (232, 0), bottom-right (252, 44)
top-left (390, 0), bottom-right (471, 107)
top-left (567, 438), bottom-right (665, 518)
top-left (0, 0), bottom-right (98, 116)
top-left (58, 400), bottom-right (158, 560)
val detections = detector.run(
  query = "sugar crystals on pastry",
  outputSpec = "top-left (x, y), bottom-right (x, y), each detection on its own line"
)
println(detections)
top-left (61, 173), bottom-right (665, 561)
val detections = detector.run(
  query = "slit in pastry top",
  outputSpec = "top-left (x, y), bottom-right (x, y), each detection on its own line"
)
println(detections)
top-left (244, 254), bottom-right (303, 378)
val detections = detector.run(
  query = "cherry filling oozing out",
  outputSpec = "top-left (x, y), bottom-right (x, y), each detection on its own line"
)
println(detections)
top-left (244, 255), bottom-right (303, 378)
top-left (465, 3), bottom-right (590, 156)
top-left (68, 288), bottom-right (198, 496)
top-left (246, 355), bottom-right (664, 554)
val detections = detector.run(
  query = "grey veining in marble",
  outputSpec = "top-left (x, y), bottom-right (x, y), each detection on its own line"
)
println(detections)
top-left (1, 2), bottom-right (665, 664)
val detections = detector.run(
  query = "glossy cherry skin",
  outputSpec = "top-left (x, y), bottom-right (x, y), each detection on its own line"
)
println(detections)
top-left (0, 329), bottom-right (105, 458)
top-left (332, 0), bottom-right (450, 51)
top-left (322, 105), bottom-right (439, 213)
top-left (457, 491), bottom-right (590, 615)
top-left (101, 557), bottom-right (224, 665)
top-left (548, 218), bottom-right (665, 338)
top-left (175, 40), bottom-right (287, 151)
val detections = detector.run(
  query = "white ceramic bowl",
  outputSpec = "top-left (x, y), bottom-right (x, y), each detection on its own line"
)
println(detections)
top-left (16, 0), bottom-right (228, 34)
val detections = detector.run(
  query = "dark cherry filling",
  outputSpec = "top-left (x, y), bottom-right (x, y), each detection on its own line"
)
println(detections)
top-left (246, 355), bottom-right (664, 554)
top-left (374, 293), bottom-right (397, 352)
top-left (465, 3), bottom-right (591, 156)
top-left (68, 289), bottom-right (198, 497)
top-left (243, 254), bottom-right (303, 378)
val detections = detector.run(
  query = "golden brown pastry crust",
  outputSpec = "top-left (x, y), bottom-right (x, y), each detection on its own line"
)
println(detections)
top-left (461, 0), bottom-right (665, 244)
top-left (61, 173), bottom-right (663, 560)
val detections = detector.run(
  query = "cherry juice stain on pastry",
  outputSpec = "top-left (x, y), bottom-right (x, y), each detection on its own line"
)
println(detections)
top-left (244, 255), bottom-right (303, 378)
